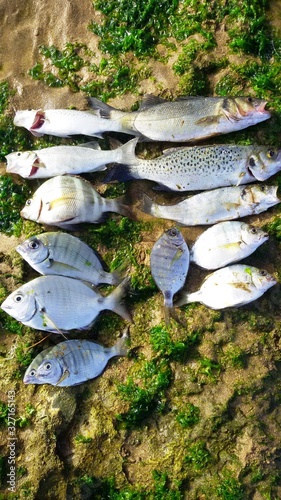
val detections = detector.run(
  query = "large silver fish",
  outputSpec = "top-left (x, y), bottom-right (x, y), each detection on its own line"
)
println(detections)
top-left (20, 175), bottom-right (131, 229)
top-left (13, 108), bottom-right (140, 138)
top-left (176, 265), bottom-right (276, 310)
top-left (16, 232), bottom-right (121, 286)
top-left (150, 227), bottom-right (189, 324)
top-left (141, 185), bottom-right (280, 226)
top-left (190, 221), bottom-right (269, 270)
top-left (1, 276), bottom-right (131, 333)
top-left (90, 95), bottom-right (271, 142)
top-left (23, 330), bottom-right (128, 386)
top-left (106, 144), bottom-right (281, 191)
top-left (6, 139), bottom-right (138, 179)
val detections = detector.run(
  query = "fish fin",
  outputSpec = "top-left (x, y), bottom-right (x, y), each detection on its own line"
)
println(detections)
top-left (111, 195), bottom-right (134, 219)
top-left (138, 94), bottom-right (168, 110)
top-left (195, 115), bottom-right (220, 126)
top-left (88, 97), bottom-right (117, 119)
top-left (103, 165), bottom-right (138, 183)
top-left (111, 327), bottom-right (130, 357)
top-left (80, 141), bottom-right (101, 150)
top-left (175, 291), bottom-right (199, 307)
top-left (30, 130), bottom-right (44, 137)
top-left (118, 137), bottom-right (139, 164)
top-left (164, 306), bottom-right (186, 327)
top-left (47, 196), bottom-right (77, 213)
top-left (56, 368), bottom-right (70, 385)
top-left (106, 276), bottom-right (132, 322)
top-left (38, 304), bottom-right (66, 336)
top-left (141, 193), bottom-right (156, 216)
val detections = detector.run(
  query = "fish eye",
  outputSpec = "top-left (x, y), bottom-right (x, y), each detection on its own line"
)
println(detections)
top-left (17, 152), bottom-right (21, 157)
top-left (26, 199), bottom-right (32, 206)
top-left (29, 369), bottom-right (36, 377)
top-left (28, 240), bottom-right (39, 250)
top-left (247, 97), bottom-right (253, 103)
top-left (45, 362), bottom-right (52, 370)
top-left (14, 294), bottom-right (23, 303)
top-left (260, 270), bottom-right (267, 276)
top-left (267, 149), bottom-right (277, 159)
top-left (260, 185), bottom-right (266, 192)
top-left (168, 228), bottom-right (178, 237)
top-left (250, 227), bottom-right (257, 234)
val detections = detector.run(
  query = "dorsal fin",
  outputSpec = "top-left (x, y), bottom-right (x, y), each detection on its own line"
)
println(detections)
top-left (138, 94), bottom-right (168, 111)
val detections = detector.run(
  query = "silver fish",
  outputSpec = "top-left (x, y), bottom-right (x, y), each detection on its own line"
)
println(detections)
top-left (1, 276), bottom-right (131, 333)
top-left (13, 108), bottom-right (140, 138)
top-left (176, 265), bottom-right (276, 310)
top-left (141, 185), bottom-right (280, 226)
top-left (5, 138), bottom-right (138, 179)
top-left (90, 94), bottom-right (271, 142)
top-left (190, 221), bottom-right (269, 270)
top-left (16, 232), bottom-right (121, 286)
top-left (106, 144), bottom-right (281, 191)
top-left (150, 227), bottom-right (189, 324)
top-left (20, 175), bottom-right (131, 229)
top-left (23, 330), bottom-right (128, 386)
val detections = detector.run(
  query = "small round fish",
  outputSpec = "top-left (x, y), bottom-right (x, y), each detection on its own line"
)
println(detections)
top-left (150, 227), bottom-right (190, 324)
top-left (16, 232), bottom-right (121, 286)
top-left (141, 184), bottom-right (280, 226)
top-left (1, 275), bottom-right (131, 333)
top-left (23, 331), bottom-right (128, 387)
top-left (20, 175), bottom-right (131, 229)
top-left (6, 139), bottom-right (138, 179)
top-left (190, 221), bottom-right (269, 270)
top-left (176, 264), bottom-right (277, 310)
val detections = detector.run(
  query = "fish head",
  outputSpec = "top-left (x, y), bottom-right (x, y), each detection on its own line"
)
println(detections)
top-left (20, 193), bottom-right (42, 222)
top-left (229, 97), bottom-right (271, 125)
top-left (252, 269), bottom-right (277, 291)
top-left (13, 109), bottom-right (45, 136)
top-left (241, 223), bottom-right (269, 246)
top-left (5, 150), bottom-right (38, 177)
top-left (1, 289), bottom-right (37, 322)
top-left (165, 227), bottom-right (184, 246)
top-left (242, 185), bottom-right (280, 206)
top-left (23, 355), bottom-right (63, 385)
top-left (247, 147), bottom-right (281, 181)
top-left (16, 236), bottom-right (49, 264)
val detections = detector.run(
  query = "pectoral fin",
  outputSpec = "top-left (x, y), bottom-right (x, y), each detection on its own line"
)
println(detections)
top-left (195, 115), bottom-right (220, 126)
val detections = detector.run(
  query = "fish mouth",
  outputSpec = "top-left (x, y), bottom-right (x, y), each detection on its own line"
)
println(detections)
top-left (257, 100), bottom-right (270, 115)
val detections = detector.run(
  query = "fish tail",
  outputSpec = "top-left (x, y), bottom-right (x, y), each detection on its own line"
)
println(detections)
top-left (175, 291), bottom-right (198, 307)
top-left (118, 138), bottom-right (139, 165)
top-left (140, 193), bottom-right (157, 217)
top-left (103, 138), bottom-right (139, 183)
top-left (164, 306), bottom-right (186, 327)
top-left (107, 276), bottom-right (132, 322)
top-left (88, 98), bottom-right (117, 119)
top-left (110, 195), bottom-right (134, 219)
top-left (112, 327), bottom-right (130, 356)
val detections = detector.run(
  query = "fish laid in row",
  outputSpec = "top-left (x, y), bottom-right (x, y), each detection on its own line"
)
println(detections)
top-left (23, 331), bottom-right (128, 387)
top-left (6, 139), bottom-right (138, 179)
top-left (176, 264), bottom-right (276, 310)
top-left (142, 184), bottom-right (280, 226)
top-left (1, 276), bottom-right (131, 333)
top-left (106, 144), bottom-right (281, 191)
top-left (150, 228), bottom-right (189, 324)
top-left (17, 232), bottom-right (121, 286)
top-left (14, 95), bottom-right (270, 142)
top-left (190, 221), bottom-right (269, 270)
top-left (20, 175), bottom-right (131, 229)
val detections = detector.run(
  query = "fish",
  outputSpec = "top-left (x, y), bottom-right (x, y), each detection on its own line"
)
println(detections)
top-left (141, 184), bottom-right (280, 226)
top-left (1, 275), bottom-right (131, 333)
top-left (176, 264), bottom-right (277, 310)
top-left (90, 94), bottom-right (271, 142)
top-left (190, 221), bottom-right (269, 270)
top-left (16, 232), bottom-right (121, 286)
top-left (20, 175), bottom-right (131, 229)
top-left (5, 138), bottom-right (138, 179)
top-left (105, 144), bottom-right (281, 191)
top-left (23, 330), bottom-right (129, 386)
top-left (150, 227), bottom-right (190, 324)
top-left (13, 108), bottom-right (141, 138)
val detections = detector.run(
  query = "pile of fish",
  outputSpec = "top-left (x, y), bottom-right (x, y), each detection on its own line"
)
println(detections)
top-left (2, 93), bottom-right (280, 386)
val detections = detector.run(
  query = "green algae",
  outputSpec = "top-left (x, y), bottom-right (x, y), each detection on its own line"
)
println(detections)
top-left (0, 175), bottom-right (30, 235)
top-left (176, 403), bottom-right (200, 428)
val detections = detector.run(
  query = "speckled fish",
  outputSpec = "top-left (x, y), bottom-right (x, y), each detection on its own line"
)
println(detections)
top-left (16, 232), bottom-right (121, 286)
top-left (1, 275), bottom-right (131, 333)
top-left (190, 221), bottom-right (269, 270)
top-left (106, 144), bottom-right (281, 191)
top-left (150, 227), bottom-right (189, 324)
top-left (13, 108), bottom-right (141, 138)
top-left (20, 175), bottom-right (131, 229)
top-left (23, 330), bottom-right (128, 386)
top-left (141, 184), bottom-right (280, 226)
top-left (176, 265), bottom-right (276, 310)
top-left (90, 95), bottom-right (271, 142)
top-left (5, 138), bottom-right (138, 179)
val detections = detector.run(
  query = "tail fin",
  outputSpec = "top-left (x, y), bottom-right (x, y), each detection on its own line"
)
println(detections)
top-left (109, 195), bottom-right (134, 219)
top-left (141, 193), bottom-right (156, 216)
top-left (111, 327), bottom-right (130, 357)
top-left (106, 277), bottom-right (132, 322)
top-left (88, 98), bottom-right (118, 119)
top-left (117, 138), bottom-right (139, 165)
top-left (175, 291), bottom-right (198, 307)
top-left (164, 305), bottom-right (186, 327)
